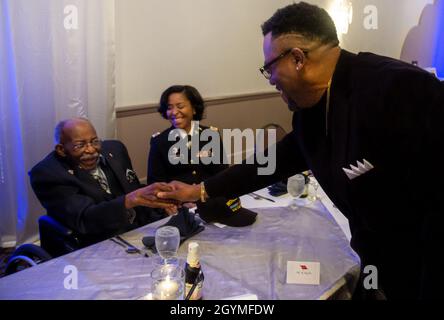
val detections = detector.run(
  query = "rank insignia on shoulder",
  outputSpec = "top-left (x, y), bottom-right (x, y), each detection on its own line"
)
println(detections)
top-left (126, 169), bottom-right (138, 183)
top-left (68, 170), bottom-right (74, 175)
top-left (151, 132), bottom-right (160, 138)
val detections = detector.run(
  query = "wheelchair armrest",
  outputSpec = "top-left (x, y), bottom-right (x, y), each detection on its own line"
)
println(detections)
top-left (38, 215), bottom-right (81, 258)
top-left (39, 215), bottom-right (74, 237)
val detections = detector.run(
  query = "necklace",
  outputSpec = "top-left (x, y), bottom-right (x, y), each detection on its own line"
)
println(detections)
top-left (325, 78), bottom-right (332, 136)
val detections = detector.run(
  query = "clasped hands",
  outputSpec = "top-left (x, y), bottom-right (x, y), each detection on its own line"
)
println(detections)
top-left (125, 181), bottom-right (201, 216)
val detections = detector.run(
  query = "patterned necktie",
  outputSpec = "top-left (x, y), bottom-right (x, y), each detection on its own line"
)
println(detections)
top-left (91, 167), bottom-right (136, 224)
top-left (91, 168), bottom-right (111, 194)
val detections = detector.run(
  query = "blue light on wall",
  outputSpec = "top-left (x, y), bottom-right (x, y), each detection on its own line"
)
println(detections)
top-left (433, 0), bottom-right (444, 78)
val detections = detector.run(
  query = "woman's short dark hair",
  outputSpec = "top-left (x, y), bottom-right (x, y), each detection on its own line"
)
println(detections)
top-left (158, 85), bottom-right (205, 120)
top-left (262, 2), bottom-right (339, 46)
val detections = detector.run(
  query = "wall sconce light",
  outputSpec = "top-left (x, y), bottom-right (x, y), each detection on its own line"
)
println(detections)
top-left (328, 0), bottom-right (353, 35)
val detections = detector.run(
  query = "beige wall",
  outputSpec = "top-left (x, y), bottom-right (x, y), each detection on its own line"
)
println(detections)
top-left (115, 0), bottom-right (299, 107)
top-left (116, 94), bottom-right (292, 181)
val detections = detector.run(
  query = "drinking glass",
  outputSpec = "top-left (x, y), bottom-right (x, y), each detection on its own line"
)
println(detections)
top-left (155, 226), bottom-right (180, 264)
top-left (151, 263), bottom-right (185, 300)
top-left (287, 174), bottom-right (306, 209)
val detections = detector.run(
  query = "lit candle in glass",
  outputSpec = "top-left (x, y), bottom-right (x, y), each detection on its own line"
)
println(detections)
top-left (151, 262), bottom-right (185, 300)
top-left (156, 275), bottom-right (180, 300)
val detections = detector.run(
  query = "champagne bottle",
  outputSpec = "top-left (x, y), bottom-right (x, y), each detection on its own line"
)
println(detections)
top-left (184, 242), bottom-right (204, 300)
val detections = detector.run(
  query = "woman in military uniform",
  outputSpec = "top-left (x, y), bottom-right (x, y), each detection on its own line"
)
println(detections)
top-left (147, 85), bottom-right (228, 185)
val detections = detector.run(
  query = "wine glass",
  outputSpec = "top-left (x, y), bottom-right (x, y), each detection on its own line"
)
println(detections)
top-left (155, 226), bottom-right (180, 264)
top-left (287, 174), bottom-right (306, 209)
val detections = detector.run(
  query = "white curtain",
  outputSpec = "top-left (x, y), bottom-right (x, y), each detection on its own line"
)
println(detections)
top-left (0, 0), bottom-right (116, 246)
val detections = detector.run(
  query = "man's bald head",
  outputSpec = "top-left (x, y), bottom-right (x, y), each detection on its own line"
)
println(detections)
top-left (54, 118), bottom-right (94, 145)
top-left (54, 118), bottom-right (101, 170)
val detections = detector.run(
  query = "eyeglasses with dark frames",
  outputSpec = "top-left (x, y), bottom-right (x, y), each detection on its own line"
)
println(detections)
top-left (68, 139), bottom-right (102, 152)
top-left (259, 48), bottom-right (309, 80)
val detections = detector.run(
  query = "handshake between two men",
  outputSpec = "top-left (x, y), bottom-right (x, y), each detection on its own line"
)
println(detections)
top-left (128, 181), bottom-right (203, 216)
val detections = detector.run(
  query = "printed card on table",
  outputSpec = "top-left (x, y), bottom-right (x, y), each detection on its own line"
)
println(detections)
top-left (286, 261), bottom-right (320, 285)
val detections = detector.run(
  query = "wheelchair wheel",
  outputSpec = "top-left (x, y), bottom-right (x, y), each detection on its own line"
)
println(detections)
top-left (4, 244), bottom-right (51, 276)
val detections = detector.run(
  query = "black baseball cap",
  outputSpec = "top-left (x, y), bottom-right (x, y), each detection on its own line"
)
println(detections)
top-left (196, 197), bottom-right (257, 227)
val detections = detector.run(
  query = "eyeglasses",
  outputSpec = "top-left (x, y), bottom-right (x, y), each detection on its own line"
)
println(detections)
top-left (259, 48), bottom-right (309, 80)
top-left (69, 139), bottom-right (102, 152)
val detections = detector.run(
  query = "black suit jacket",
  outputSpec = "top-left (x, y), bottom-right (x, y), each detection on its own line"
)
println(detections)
top-left (30, 140), bottom-right (166, 246)
top-left (147, 125), bottom-right (228, 184)
top-left (203, 50), bottom-right (444, 299)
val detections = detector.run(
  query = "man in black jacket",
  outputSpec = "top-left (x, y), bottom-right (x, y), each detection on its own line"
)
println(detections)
top-left (30, 118), bottom-right (177, 247)
top-left (158, 2), bottom-right (444, 299)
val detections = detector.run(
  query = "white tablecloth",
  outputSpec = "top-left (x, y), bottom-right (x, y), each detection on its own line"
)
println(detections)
top-left (0, 194), bottom-right (360, 300)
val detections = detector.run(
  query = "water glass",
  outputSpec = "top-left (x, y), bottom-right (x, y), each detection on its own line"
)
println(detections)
top-left (287, 174), bottom-right (306, 209)
top-left (287, 174), bottom-right (306, 198)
